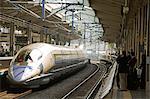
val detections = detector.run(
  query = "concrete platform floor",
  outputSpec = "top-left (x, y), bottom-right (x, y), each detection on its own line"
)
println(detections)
top-left (104, 78), bottom-right (149, 99)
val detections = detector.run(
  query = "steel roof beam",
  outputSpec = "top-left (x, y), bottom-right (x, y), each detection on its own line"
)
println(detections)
top-left (15, 4), bottom-right (41, 19)
top-left (0, 7), bottom-right (19, 10)
top-left (7, 2), bottom-right (71, 32)
top-left (6, 0), bottom-right (83, 5)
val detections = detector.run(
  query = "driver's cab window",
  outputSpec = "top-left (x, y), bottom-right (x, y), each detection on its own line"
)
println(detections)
top-left (13, 49), bottom-right (42, 66)
top-left (14, 50), bottom-right (31, 66)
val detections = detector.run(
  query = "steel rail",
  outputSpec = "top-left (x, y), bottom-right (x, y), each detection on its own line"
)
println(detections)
top-left (85, 64), bottom-right (107, 99)
top-left (61, 63), bottom-right (100, 99)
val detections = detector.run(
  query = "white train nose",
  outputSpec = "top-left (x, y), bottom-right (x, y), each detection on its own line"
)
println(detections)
top-left (12, 66), bottom-right (33, 82)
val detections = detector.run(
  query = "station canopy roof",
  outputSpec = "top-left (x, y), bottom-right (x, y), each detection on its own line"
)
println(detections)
top-left (0, 0), bottom-right (103, 41)
top-left (44, 0), bottom-right (103, 40)
top-left (90, 0), bottom-right (125, 43)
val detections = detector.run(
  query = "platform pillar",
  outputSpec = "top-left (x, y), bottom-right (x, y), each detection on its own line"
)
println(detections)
top-left (49, 35), bottom-right (52, 44)
top-left (27, 22), bottom-right (32, 44)
top-left (56, 34), bottom-right (59, 45)
top-left (45, 34), bottom-right (47, 43)
top-left (146, 0), bottom-right (150, 91)
top-left (40, 30), bottom-right (44, 42)
top-left (10, 22), bottom-right (15, 56)
top-left (62, 37), bottom-right (66, 45)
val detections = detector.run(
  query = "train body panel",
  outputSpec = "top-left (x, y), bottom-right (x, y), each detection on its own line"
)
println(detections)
top-left (7, 43), bottom-right (87, 87)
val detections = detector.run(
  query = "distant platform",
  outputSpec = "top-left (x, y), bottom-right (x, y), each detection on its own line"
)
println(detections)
top-left (0, 57), bottom-right (13, 69)
top-left (0, 57), bottom-right (13, 60)
top-left (0, 66), bottom-right (8, 74)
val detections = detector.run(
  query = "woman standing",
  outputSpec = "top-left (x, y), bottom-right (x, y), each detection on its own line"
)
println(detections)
top-left (118, 51), bottom-right (128, 91)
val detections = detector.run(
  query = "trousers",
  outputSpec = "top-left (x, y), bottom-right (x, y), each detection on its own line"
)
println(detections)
top-left (119, 73), bottom-right (127, 90)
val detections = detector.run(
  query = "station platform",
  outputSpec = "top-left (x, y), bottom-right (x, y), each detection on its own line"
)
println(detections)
top-left (0, 66), bottom-right (8, 75)
top-left (0, 57), bottom-right (13, 74)
top-left (104, 74), bottom-right (149, 99)
top-left (0, 57), bottom-right (12, 91)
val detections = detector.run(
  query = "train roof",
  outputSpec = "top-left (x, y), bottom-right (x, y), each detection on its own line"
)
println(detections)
top-left (18, 43), bottom-right (82, 53)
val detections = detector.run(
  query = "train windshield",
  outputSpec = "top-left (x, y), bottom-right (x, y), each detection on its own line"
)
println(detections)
top-left (13, 49), bottom-right (42, 66)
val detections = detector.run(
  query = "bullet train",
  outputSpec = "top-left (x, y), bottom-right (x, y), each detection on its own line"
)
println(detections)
top-left (7, 43), bottom-right (87, 88)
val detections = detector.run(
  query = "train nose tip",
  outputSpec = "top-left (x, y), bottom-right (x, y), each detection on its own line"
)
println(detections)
top-left (12, 66), bottom-right (32, 82)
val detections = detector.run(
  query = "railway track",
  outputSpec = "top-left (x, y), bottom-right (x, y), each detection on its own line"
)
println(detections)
top-left (1, 63), bottom-right (106, 99)
top-left (0, 88), bottom-right (32, 99)
top-left (0, 62), bottom-right (88, 99)
top-left (61, 63), bottom-right (107, 99)
top-left (21, 63), bottom-right (98, 99)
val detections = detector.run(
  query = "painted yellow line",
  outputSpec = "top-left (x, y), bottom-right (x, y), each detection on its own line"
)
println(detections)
top-left (123, 90), bottom-right (132, 99)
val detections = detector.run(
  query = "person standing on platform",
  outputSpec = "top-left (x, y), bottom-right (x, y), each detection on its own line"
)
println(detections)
top-left (126, 51), bottom-right (131, 63)
top-left (118, 51), bottom-right (128, 91)
top-left (127, 51), bottom-right (138, 90)
top-left (116, 52), bottom-right (121, 89)
top-left (140, 52), bottom-right (146, 89)
top-left (128, 52), bottom-right (137, 72)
